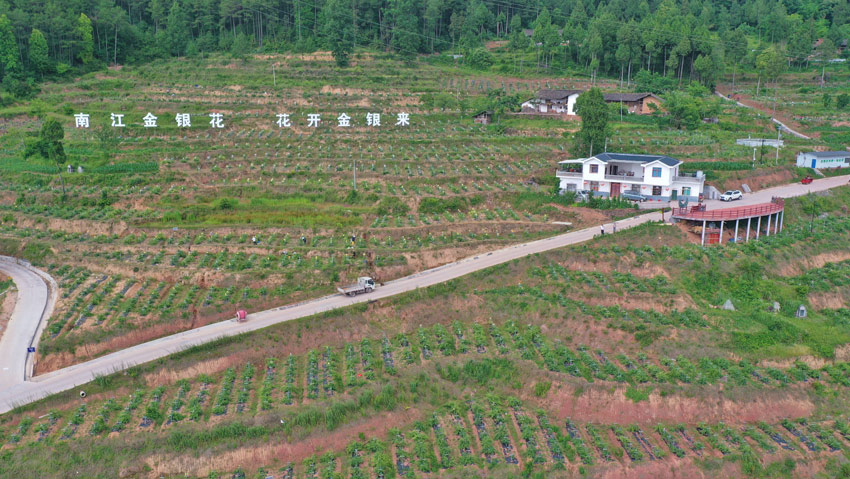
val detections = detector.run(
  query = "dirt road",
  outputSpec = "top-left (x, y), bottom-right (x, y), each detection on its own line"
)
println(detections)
top-left (0, 257), bottom-right (55, 391)
top-left (0, 175), bottom-right (847, 414)
top-left (715, 90), bottom-right (812, 139)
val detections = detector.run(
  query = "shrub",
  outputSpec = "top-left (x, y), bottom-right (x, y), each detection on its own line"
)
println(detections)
top-left (419, 197), bottom-right (469, 215)
top-left (624, 386), bottom-right (651, 402)
top-left (534, 381), bottom-right (551, 397)
top-left (375, 196), bottom-right (409, 216)
top-left (214, 197), bottom-right (238, 210)
top-left (466, 48), bottom-right (494, 70)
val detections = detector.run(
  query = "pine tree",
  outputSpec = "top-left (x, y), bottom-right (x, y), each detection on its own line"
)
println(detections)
top-left (40, 118), bottom-right (68, 197)
top-left (0, 14), bottom-right (21, 80)
top-left (323, 0), bottom-right (354, 66)
top-left (573, 88), bottom-right (609, 157)
top-left (507, 15), bottom-right (527, 51)
top-left (390, 0), bottom-right (421, 62)
top-left (76, 13), bottom-right (94, 65)
top-left (29, 29), bottom-right (50, 78)
top-left (166, 1), bottom-right (189, 56)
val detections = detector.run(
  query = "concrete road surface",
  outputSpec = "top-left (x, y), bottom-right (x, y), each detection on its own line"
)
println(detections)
top-left (0, 257), bottom-right (55, 390)
top-left (0, 175), bottom-right (847, 414)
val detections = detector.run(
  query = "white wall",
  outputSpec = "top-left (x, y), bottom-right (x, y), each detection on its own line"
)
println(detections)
top-left (641, 162), bottom-right (674, 186)
top-left (566, 94), bottom-right (578, 115)
top-left (582, 159), bottom-right (606, 181)
top-left (796, 152), bottom-right (850, 168)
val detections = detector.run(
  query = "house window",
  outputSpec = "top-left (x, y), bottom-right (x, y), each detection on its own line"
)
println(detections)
top-left (682, 187), bottom-right (691, 197)
top-left (652, 186), bottom-right (662, 196)
top-left (651, 167), bottom-right (662, 178)
top-left (590, 165), bottom-right (599, 174)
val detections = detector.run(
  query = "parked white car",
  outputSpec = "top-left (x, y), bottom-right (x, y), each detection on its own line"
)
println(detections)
top-left (720, 190), bottom-right (743, 202)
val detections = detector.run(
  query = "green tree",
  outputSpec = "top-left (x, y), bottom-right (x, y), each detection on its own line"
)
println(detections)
top-left (466, 48), bottom-right (493, 69)
top-left (615, 21), bottom-right (641, 87)
top-left (28, 29), bottom-right (50, 78)
top-left (815, 38), bottom-right (835, 87)
top-left (664, 92), bottom-right (702, 130)
top-left (507, 15), bottom-right (528, 51)
top-left (323, 0), bottom-right (354, 66)
top-left (149, 0), bottom-right (167, 33)
top-left (822, 93), bottom-right (832, 108)
top-left (0, 14), bottom-right (21, 80)
top-left (573, 88), bottom-right (608, 157)
top-left (787, 20), bottom-right (813, 67)
top-left (76, 13), bottom-right (94, 65)
top-left (390, 0), bottom-right (421, 62)
top-left (755, 46), bottom-right (784, 97)
top-left (166, 1), bottom-right (189, 56)
top-left (40, 118), bottom-right (68, 197)
top-left (837, 94), bottom-right (849, 110)
top-left (532, 8), bottom-right (555, 69)
top-left (725, 28), bottom-right (747, 91)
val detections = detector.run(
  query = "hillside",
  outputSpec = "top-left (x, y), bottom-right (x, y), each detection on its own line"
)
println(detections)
top-left (1, 186), bottom-right (850, 477)
top-left (0, 1), bottom-right (849, 476)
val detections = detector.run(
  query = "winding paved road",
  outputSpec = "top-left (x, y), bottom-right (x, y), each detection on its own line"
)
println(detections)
top-left (0, 175), bottom-right (847, 414)
top-left (0, 257), bottom-right (55, 390)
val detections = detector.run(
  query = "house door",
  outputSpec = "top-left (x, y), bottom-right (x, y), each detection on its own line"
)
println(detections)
top-left (812, 159), bottom-right (817, 168)
top-left (671, 190), bottom-right (678, 200)
top-left (610, 165), bottom-right (618, 175)
top-left (611, 183), bottom-right (621, 197)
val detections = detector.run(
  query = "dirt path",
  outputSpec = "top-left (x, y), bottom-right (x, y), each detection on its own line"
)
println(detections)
top-left (715, 87), bottom-right (814, 139)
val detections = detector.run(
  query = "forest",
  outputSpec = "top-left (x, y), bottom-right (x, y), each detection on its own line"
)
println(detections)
top-left (0, 0), bottom-right (848, 95)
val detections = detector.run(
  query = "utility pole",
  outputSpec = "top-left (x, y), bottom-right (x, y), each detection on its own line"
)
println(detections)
top-left (775, 129), bottom-right (781, 165)
top-left (752, 147), bottom-right (756, 169)
top-left (272, 63), bottom-right (276, 87)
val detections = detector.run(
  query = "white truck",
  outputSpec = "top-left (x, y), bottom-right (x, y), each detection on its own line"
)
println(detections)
top-left (337, 277), bottom-right (376, 296)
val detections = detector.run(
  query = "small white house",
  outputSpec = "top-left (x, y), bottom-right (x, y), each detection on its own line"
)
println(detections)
top-left (556, 152), bottom-right (705, 202)
top-left (796, 151), bottom-right (849, 169)
top-left (521, 89), bottom-right (581, 115)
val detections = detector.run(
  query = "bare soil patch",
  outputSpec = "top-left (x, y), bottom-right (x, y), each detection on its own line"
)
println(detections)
top-left (716, 168), bottom-right (795, 193)
top-left (807, 291), bottom-right (848, 310)
top-left (596, 453), bottom-right (742, 479)
top-left (0, 286), bottom-right (17, 344)
top-left (775, 251), bottom-right (850, 276)
top-left (144, 408), bottom-right (422, 478)
top-left (550, 384), bottom-right (813, 424)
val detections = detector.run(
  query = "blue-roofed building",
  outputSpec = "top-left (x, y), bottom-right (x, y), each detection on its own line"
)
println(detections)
top-left (556, 152), bottom-right (705, 202)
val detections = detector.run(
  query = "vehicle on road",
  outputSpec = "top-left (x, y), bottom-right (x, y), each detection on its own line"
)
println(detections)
top-left (801, 176), bottom-right (813, 185)
top-left (569, 189), bottom-right (591, 202)
top-left (235, 309), bottom-right (248, 322)
top-left (621, 191), bottom-right (648, 202)
top-left (720, 190), bottom-right (743, 201)
top-left (337, 277), bottom-right (376, 296)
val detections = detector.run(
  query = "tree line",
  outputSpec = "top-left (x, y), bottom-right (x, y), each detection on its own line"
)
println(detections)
top-left (0, 0), bottom-right (847, 93)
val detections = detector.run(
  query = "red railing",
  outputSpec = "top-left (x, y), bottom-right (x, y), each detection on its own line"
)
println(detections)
top-left (672, 198), bottom-right (784, 221)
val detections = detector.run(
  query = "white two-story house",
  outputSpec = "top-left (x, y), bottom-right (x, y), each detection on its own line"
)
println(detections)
top-left (556, 152), bottom-right (705, 202)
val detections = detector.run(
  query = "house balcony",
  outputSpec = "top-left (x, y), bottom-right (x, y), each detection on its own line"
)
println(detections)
top-left (672, 173), bottom-right (704, 183)
top-left (604, 173), bottom-right (644, 182)
top-left (556, 170), bottom-right (582, 178)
